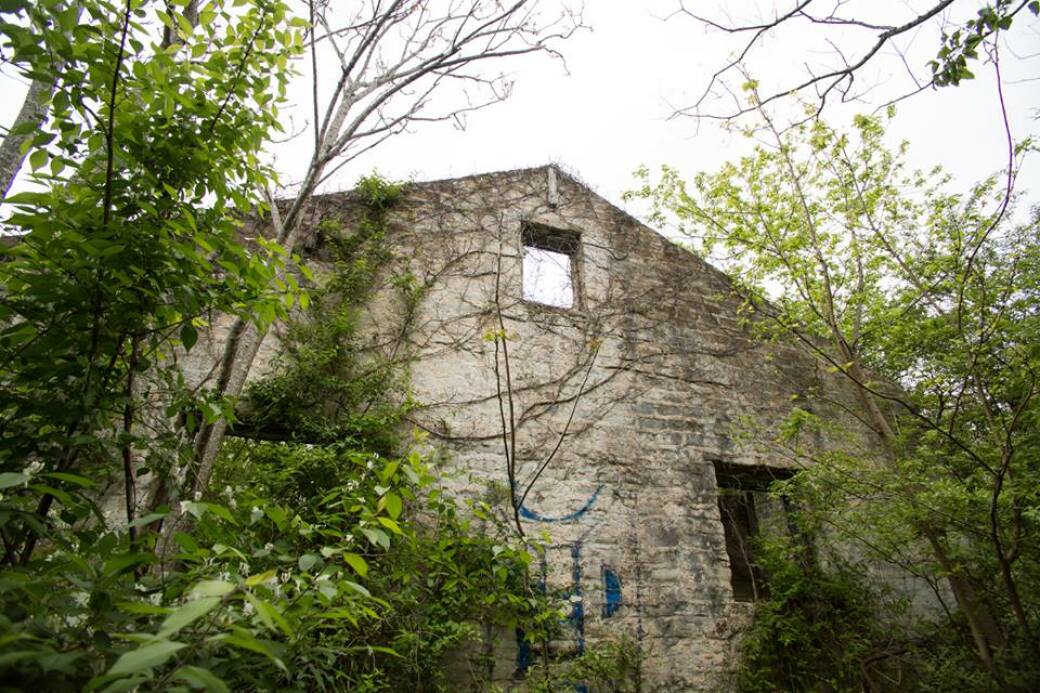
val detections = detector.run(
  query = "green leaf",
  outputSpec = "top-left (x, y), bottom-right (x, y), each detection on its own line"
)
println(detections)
top-left (180, 322), bottom-right (198, 351)
top-left (379, 461), bottom-right (399, 483)
top-left (0, 472), bottom-right (30, 489)
top-left (189, 580), bottom-right (235, 599)
top-left (117, 601), bottom-right (169, 616)
top-left (343, 552), bottom-right (368, 577)
top-left (244, 569), bottom-right (276, 586)
top-left (264, 505), bottom-right (287, 528)
top-left (159, 597), bottom-right (221, 637)
top-left (298, 553), bottom-right (318, 571)
top-left (108, 640), bottom-right (187, 677)
top-left (245, 593), bottom-right (293, 637)
top-left (377, 517), bottom-right (403, 535)
top-left (129, 512), bottom-right (167, 528)
top-left (28, 149), bottom-right (47, 172)
top-left (103, 552), bottom-right (154, 576)
top-left (173, 665), bottom-right (230, 693)
top-left (174, 532), bottom-right (199, 553)
top-left (360, 527), bottom-right (390, 550)
top-left (43, 472), bottom-right (95, 488)
top-left (342, 580), bottom-right (371, 598)
top-left (382, 491), bottom-right (402, 520)
top-left (213, 627), bottom-right (286, 672)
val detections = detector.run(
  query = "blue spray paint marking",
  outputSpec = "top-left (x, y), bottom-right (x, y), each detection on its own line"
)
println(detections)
top-left (514, 485), bottom-right (623, 692)
top-left (568, 542), bottom-right (585, 654)
top-left (515, 627), bottom-right (531, 672)
top-left (602, 566), bottom-right (622, 617)
top-left (518, 485), bottom-right (603, 522)
top-left (515, 555), bottom-right (550, 673)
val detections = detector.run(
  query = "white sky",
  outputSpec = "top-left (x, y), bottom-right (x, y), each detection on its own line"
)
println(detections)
top-left (2, 1), bottom-right (1038, 221)
top-left (268, 0), bottom-right (1040, 221)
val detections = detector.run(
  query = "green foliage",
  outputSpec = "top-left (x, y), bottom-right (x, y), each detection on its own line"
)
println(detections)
top-left (634, 113), bottom-right (1040, 689)
top-left (0, 1), bottom-right (552, 684)
top-left (244, 174), bottom-right (414, 451)
top-left (0, 0), bottom-right (304, 559)
top-left (739, 518), bottom-right (1037, 693)
top-left (202, 440), bottom-right (552, 692)
top-left (525, 636), bottom-right (645, 693)
top-left (930, 1), bottom-right (1040, 86)
top-left (737, 533), bottom-right (899, 693)
top-left (0, 432), bottom-right (550, 691)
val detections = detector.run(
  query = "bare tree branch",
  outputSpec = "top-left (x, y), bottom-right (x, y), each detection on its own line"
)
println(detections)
top-left (672, 0), bottom-right (1035, 127)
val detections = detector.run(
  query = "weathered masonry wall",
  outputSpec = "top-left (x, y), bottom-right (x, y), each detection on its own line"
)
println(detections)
top-left (299, 166), bottom-right (870, 691)
top-left (184, 166), bottom-right (877, 690)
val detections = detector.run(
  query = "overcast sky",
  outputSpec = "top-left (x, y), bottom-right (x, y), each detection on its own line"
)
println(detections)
top-left (2, 1), bottom-right (1038, 224)
top-left (266, 0), bottom-right (1040, 223)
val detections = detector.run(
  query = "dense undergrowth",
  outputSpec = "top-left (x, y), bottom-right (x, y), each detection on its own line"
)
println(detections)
top-left (738, 504), bottom-right (1040, 692)
top-left (0, 172), bottom-right (560, 691)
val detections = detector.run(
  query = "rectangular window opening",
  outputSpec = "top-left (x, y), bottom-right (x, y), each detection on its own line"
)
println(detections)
top-left (522, 225), bottom-right (580, 309)
top-left (713, 461), bottom-right (794, 602)
top-left (718, 488), bottom-right (764, 602)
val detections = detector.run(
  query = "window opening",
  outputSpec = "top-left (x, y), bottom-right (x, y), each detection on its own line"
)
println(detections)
top-left (713, 461), bottom-right (793, 602)
top-left (522, 225), bottom-right (579, 309)
top-left (718, 488), bottom-right (764, 601)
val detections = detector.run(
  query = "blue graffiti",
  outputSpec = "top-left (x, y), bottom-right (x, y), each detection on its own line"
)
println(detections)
top-left (568, 542), bottom-right (585, 654)
top-left (602, 566), bottom-right (622, 618)
top-left (515, 484), bottom-right (623, 693)
top-left (518, 484), bottom-right (603, 522)
top-left (514, 555), bottom-right (549, 674)
top-left (515, 627), bottom-right (531, 672)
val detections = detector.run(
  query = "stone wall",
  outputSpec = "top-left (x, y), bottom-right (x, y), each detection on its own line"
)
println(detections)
top-left (183, 165), bottom-right (879, 690)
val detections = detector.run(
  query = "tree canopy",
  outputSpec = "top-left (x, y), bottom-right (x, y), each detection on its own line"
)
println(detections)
top-left (632, 104), bottom-right (1040, 689)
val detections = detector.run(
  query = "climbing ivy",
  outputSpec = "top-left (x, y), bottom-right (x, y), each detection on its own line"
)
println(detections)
top-left (243, 174), bottom-right (412, 451)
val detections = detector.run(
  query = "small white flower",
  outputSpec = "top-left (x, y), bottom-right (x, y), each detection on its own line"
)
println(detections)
top-left (243, 600), bottom-right (255, 616)
top-left (279, 571), bottom-right (291, 584)
top-left (26, 460), bottom-right (43, 477)
top-left (193, 490), bottom-right (202, 501)
top-left (263, 542), bottom-right (274, 552)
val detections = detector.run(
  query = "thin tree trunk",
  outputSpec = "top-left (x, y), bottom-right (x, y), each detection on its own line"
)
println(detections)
top-left (843, 355), bottom-right (1016, 689)
top-left (1, 2), bottom-right (85, 202)
top-left (0, 77), bottom-right (56, 202)
top-left (162, 0), bottom-right (199, 48)
top-left (149, 200), bottom-right (301, 555)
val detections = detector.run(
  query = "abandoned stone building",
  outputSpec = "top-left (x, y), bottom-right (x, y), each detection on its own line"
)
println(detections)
top-left (188, 165), bottom-right (883, 690)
